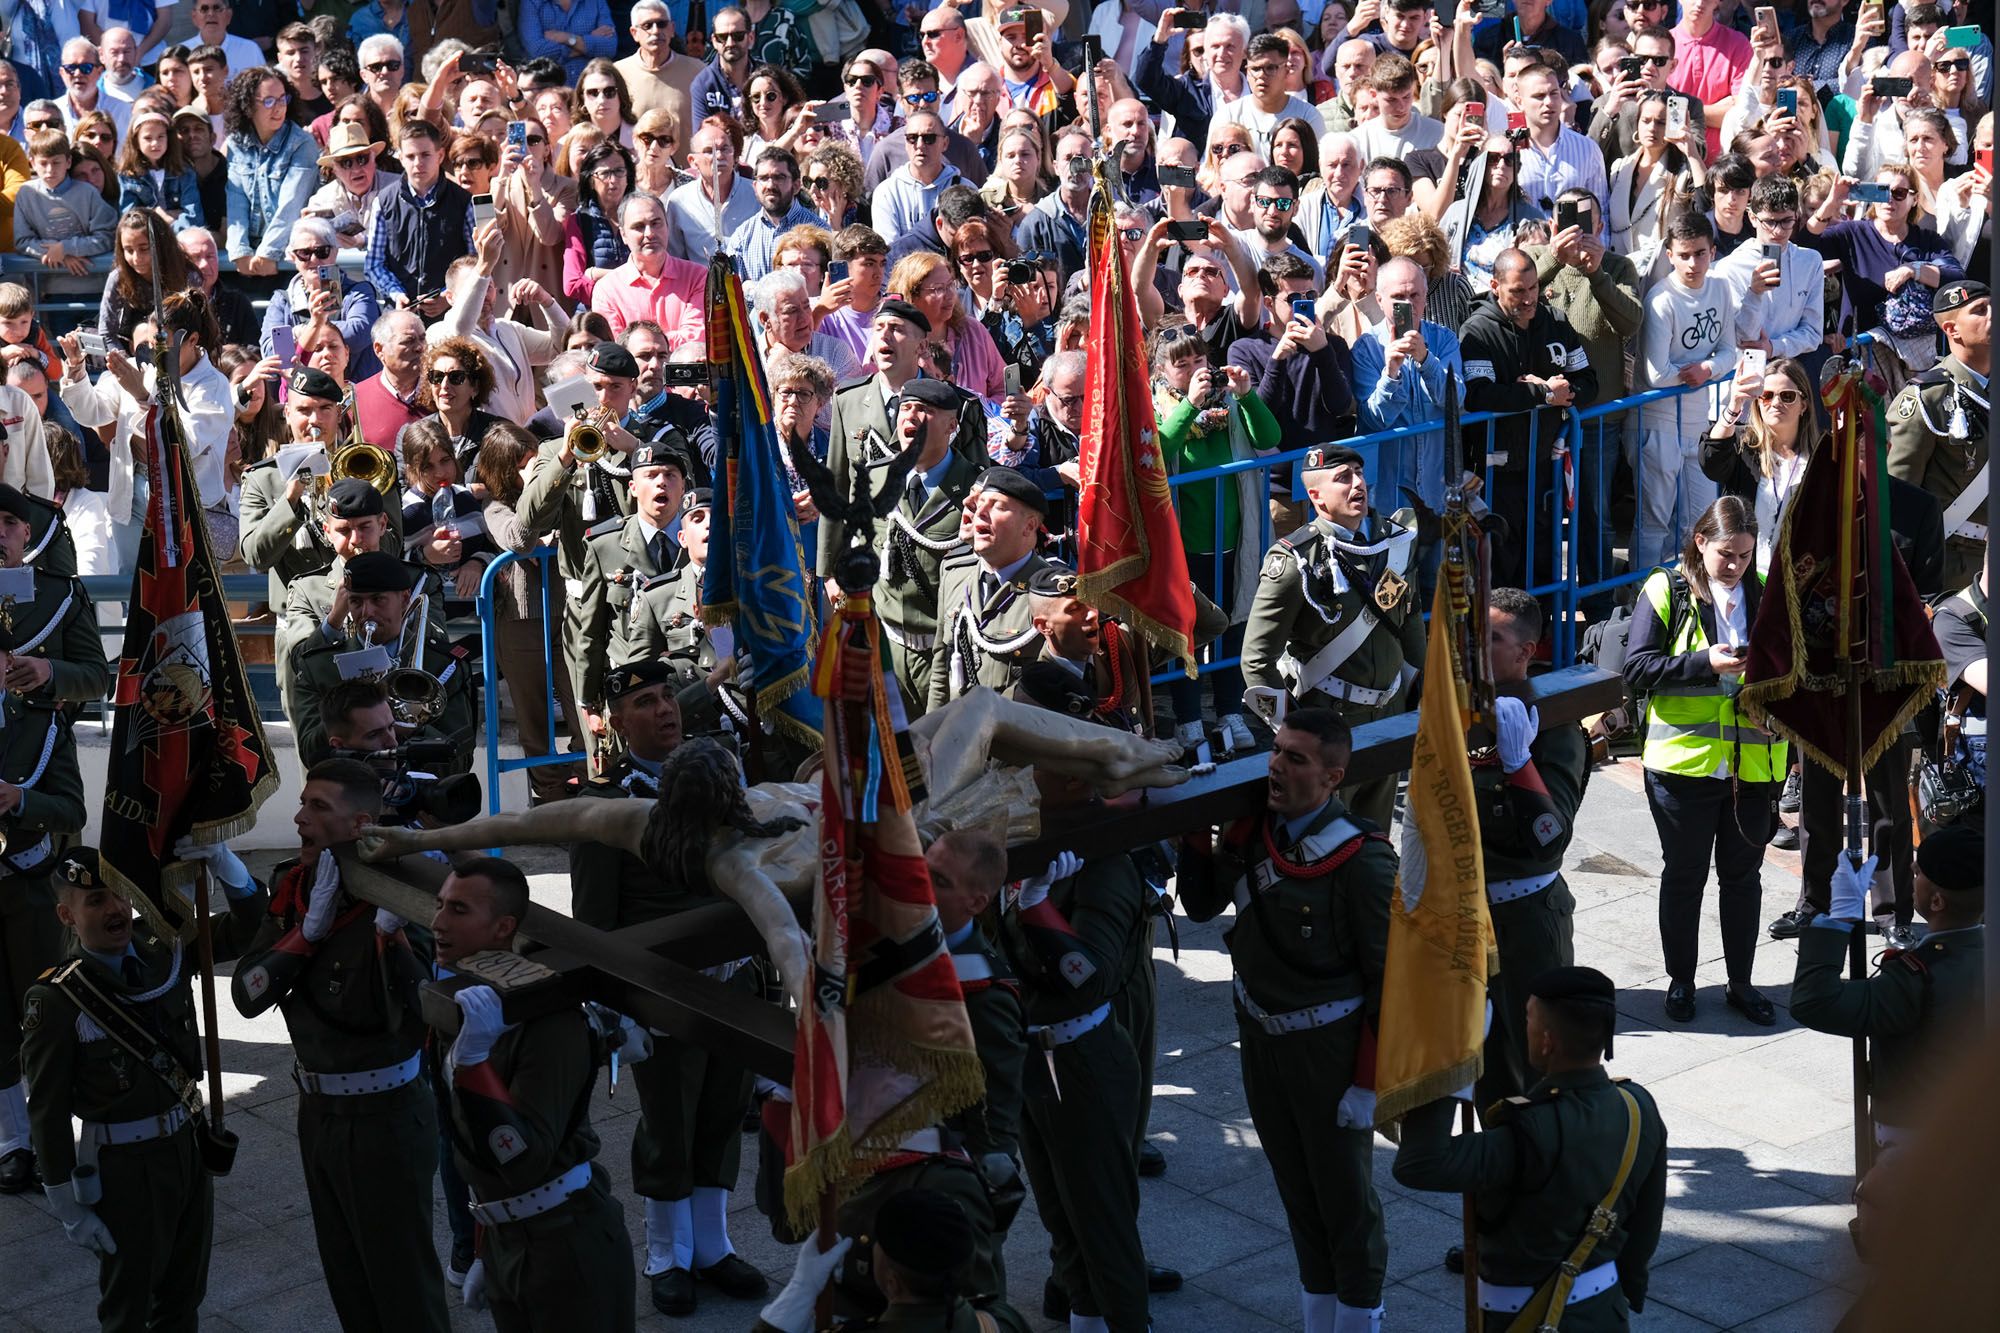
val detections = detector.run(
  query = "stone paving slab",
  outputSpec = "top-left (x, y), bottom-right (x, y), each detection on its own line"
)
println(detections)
top-left (0, 757), bottom-right (1874, 1331)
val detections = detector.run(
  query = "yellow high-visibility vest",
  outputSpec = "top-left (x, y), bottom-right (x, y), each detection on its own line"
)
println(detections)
top-left (1639, 570), bottom-right (1788, 783)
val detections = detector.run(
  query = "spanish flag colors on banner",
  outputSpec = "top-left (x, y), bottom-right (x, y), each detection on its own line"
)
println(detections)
top-left (1373, 575), bottom-right (1497, 1123)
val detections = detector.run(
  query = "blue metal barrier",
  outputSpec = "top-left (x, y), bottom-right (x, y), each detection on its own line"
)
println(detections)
top-left (476, 546), bottom-right (583, 814)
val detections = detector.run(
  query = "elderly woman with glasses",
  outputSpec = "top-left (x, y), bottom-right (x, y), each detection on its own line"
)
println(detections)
top-left (632, 107), bottom-right (687, 197)
top-left (755, 267), bottom-right (858, 432)
top-left (801, 140), bottom-right (862, 230)
top-left (889, 250), bottom-right (1006, 405)
top-left (261, 215), bottom-right (383, 377)
top-left (563, 140), bottom-right (634, 307)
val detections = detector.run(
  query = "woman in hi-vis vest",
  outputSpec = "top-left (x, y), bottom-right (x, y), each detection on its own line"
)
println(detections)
top-left (1622, 496), bottom-right (1789, 1029)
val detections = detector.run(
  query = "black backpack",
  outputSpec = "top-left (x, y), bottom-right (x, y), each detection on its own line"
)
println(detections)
top-left (1576, 569), bottom-right (1690, 753)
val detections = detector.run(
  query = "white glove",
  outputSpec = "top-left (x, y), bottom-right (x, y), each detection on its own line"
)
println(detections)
top-left (1335, 1085), bottom-right (1377, 1130)
top-left (172, 835), bottom-right (254, 896)
top-left (1015, 851), bottom-right (1082, 912)
top-left (759, 1235), bottom-right (854, 1333)
top-left (300, 849), bottom-right (343, 942)
top-left (374, 908), bottom-right (406, 936)
top-left (43, 1184), bottom-right (116, 1256)
top-left (462, 1258), bottom-right (488, 1310)
top-left (1829, 853), bottom-right (1877, 922)
top-left (451, 984), bottom-right (511, 1068)
top-left (1495, 696), bottom-right (1540, 774)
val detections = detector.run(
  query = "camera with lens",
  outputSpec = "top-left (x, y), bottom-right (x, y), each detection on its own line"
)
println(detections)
top-left (1004, 258), bottom-right (1038, 285)
top-left (332, 739), bottom-right (483, 825)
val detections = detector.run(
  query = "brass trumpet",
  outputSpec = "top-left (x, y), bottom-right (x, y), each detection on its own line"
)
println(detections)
top-left (566, 406), bottom-right (609, 464)
top-left (331, 439), bottom-right (400, 494)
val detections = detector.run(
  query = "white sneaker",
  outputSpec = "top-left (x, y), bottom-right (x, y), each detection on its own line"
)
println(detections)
top-left (1174, 719), bottom-right (1205, 748)
top-left (1219, 713), bottom-right (1255, 755)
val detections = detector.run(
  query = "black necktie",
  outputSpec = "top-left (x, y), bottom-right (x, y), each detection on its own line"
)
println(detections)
top-left (648, 531), bottom-right (669, 571)
top-left (980, 571), bottom-right (999, 602)
top-left (121, 956), bottom-right (142, 989)
top-left (907, 473), bottom-right (926, 509)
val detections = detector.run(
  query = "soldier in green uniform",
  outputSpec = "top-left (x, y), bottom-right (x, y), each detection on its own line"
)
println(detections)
top-left (928, 468), bottom-right (1054, 713)
top-left (428, 856), bottom-right (639, 1331)
top-left (19, 843), bottom-right (267, 1328)
top-left (571, 441), bottom-right (692, 753)
top-left (570, 660), bottom-right (768, 1317)
top-left (1176, 707), bottom-right (1395, 1333)
top-left (1887, 281), bottom-right (1990, 590)
top-left (838, 377), bottom-right (983, 709)
top-left (1394, 966), bottom-right (1670, 1333)
top-left (756, 1189), bottom-right (1031, 1333)
top-left (0, 482), bottom-right (107, 1193)
top-left (1476, 588), bottom-right (1588, 1109)
top-left (994, 817), bottom-right (1152, 1329)
top-left (230, 758), bottom-right (451, 1333)
top-left (1241, 445), bottom-right (1426, 832)
top-left (617, 488), bottom-right (753, 742)
top-left (1791, 825), bottom-right (1986, 1153)
top-left (283, 551), bottom-right (477, 771)
top-left (238, 367), bottom-right (406, 615)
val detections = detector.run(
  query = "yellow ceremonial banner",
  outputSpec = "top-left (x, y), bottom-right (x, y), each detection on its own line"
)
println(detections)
top-left (1373, 576), bottom-right (1496, 1124)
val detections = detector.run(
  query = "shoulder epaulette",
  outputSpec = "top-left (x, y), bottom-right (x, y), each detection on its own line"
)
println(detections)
top-left (586, 516), bottom-right (626, 539)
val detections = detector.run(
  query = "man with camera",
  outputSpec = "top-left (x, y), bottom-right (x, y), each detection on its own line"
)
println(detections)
top-left (1590, 25), bottom-right (1707, 165)
top-left (571, 660), bottom-right (767, 1317)
top-left (284, 550), bottom-right (476, 772)
top-left (0, 480), bottom-right (105, 1195)
top-left (239, 366), bottom-right (407, 618)
top-left (19, 845), bottom-right (268, 1327)
top-left (231, 757), bottom-right (451, 1333)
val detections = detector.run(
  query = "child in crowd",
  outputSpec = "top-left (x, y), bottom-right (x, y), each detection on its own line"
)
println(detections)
top-left (15, 130), bottom-right (117, 277)
top-left (116, 108), bottom-right (208, 229)
top-left (0, 284), bottom-right (60, 374)
top-left (1636, 209), bottom-right (1737, 571)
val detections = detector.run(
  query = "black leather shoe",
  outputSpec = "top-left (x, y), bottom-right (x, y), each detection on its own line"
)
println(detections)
top-left (1726, 984), bottom-right (1777, 1027)
top-left (1043, 1277), bottom-right (1070, 1321)
top-left (1768, 908), bottom-right (1815, 940)
top-left (1779, 767), bottom-right (1802, 814)
top-left (696, 1253), bottom-right (770, 1299)
top-left (1147, 1264), bottom-right (1183, 1293)
top-left (0, 1148), bottom-right (35, 1194)
top-left (1770, 824), bottom-right (1800, 850)
top-left (651, 1268), bottom-right (696, 1316)
top-left (1443, 1245), bottom-right (1465, 1274)
top-left (1138, 1140), bottom-right (1167, 1177)
top-left (1664, 982), bottom-right (1696, 1023)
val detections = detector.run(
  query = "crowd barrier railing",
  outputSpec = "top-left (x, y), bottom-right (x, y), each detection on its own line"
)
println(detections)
top-left (475, 546), bottom-right (579, 814)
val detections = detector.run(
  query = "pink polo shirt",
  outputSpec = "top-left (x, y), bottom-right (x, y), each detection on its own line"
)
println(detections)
top-left (1669, 19), bottom-right (1752, 158)
top-left (589, 256), bottom-right (709, 350)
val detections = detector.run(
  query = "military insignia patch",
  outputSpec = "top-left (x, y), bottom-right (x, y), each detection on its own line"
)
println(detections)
top-left (1374, 568), bottom-right (1409, 611)
top-left (241, 966), bottom-right (270, 1000)
top-left (488, 1126), bottom-right (526, 1163)
top-left (1058, 952), bottom-right (1097, 987)
top-left (1262, 550), bottom-right (1291, 580)
top-left (21, 995), bottom-right (40, 1031)
top-left (1533, 814), bottom-right (1562, 846)
top-left (1896, 395), bottom-right (1915, 420)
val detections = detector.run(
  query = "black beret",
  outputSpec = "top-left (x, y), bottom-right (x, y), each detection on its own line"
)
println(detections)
top-left (974, 466), bottom-right (1049, 519)
top-left (1302, 444), bottom-right (1365, 474)
top-left (1026, 564), bottom-right (1081, 598)
top-left (344, 550), bottom-right (413, 594)
top-left (683, 487), bottom-right (713, 515)
top-left (894, 377), bottom-right (960, 411)
top-left (874, 298), bottom-right (932, 335)
top-left (327, 476), bottom-right (385, 519)
top-left (1933, 280), bottom-right (1989, 317)
top-left (1017, 659), bottom-right (1096, 718)
top-left (588, 343), bottom-right (640, 378)
top-left (1529, 965), bottom-right (1618, 1058)
top-left (289, 366), bottom-right (343, 402)
top-left (873, 1188), bottom-right (975, 1275)
top-left (605, 658), bottom-right (676, 703)
top-left (0, 483), bottom-right (32, 524)
top-left (632, 441), bottom-right (691, 476)
top-left (55, 847), bottom-right (102, 891)
top-left (1916, 826), bottom-right (1982, 893)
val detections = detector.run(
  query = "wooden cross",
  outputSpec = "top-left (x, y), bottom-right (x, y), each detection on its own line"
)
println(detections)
top-left (341, 665), bottom-right (1626, 1077)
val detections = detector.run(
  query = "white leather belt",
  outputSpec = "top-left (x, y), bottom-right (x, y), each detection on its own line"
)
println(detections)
top-left (1488, 871), bottom-right (1560, 905)
top-left (1952, 521), bottom-right (1987, 541)
top-left (1233, 977), bottom-right (1362, 1035)
top-left (83, 1103), bottom-right (190, 1147)
top-left (468, 1161), bottom-right (594, 1226)
top-left (1479, 1260), bottom-right (1618, 1312)
top-left (1487, 450), bottom-right (1510, 466)
top-left (1028, 1002), bottom-right (1110, 1049)
top-left (880, 622), bottom-right (935, 652)
top-left (1314, 675), bottom-right (1397, 707)
top-left (294, 1052), bottom-right (423, 1097)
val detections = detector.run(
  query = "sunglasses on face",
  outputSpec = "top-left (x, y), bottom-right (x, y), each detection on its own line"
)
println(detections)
top-left (805, 175), bottom-right (833, 189)
top-left (712, 29), bottom-right (748, 41)
top-left (1215, 142), bottom-right (1249, 158)
top-left (365, 59), bottom-right (402, 73)
top-left (1759, 388), bottom-right (1802, 405)
top-left (845, 73), bottom-right (879, 87)
top-left (906, 131), bottom-right (940, 145)
top-left (61, 61), bottom-right (98, 76)
top-left (429, 368), bottom-right (469, 385)
top-left (1254, 194), bottom-right (1297, 210)
top-left (1879, 185), bottom-right (1913, 201)
top-left (524, 134), bottom-right (546, 146)
top-left (1937, 58), bottom-right (1971, 73)
top-left (291, 245), bottom-right (333, 260)
top-left (957, 248), bottom-right (996, 264)
top-left (333, 154), bottom-right (371, 170)
top-left (636, 132), bottom-right (672, 147)
top-left (904, 89), bottom-right (939, 105)
top-left (636, 18), bottom-right (668, 29)
top-left (584, 85), bottom-right (618, 98)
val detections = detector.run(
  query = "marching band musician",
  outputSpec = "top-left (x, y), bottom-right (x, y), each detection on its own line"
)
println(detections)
top-left (282, 551), bottom-right (476, 771)
top-left (0, 482), bottom-right (106, 1195)
top-left (617, 488), bottom-right (746, 741)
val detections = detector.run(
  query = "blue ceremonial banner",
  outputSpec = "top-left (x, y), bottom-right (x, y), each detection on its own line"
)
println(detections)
top-left (701, 259), bottom-right (823, 748)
